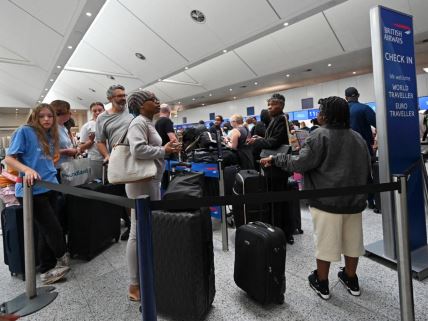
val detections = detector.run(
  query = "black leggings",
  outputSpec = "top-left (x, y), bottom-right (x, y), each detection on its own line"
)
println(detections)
top-left (18, 191), bottom-right (66, 273)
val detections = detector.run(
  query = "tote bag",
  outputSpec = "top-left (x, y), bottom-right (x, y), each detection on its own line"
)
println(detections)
top-left (108, 128), bottom-right (157, 184)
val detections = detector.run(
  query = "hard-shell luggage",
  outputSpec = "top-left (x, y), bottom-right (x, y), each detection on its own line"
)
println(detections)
top-left (234, 221), bottom-right (286, 304)
top-left (152, 208), bottom-right (215, 320)
top-left (66, 183), bottom-right (124, 260)
top-left (1, 206), bottom-right (37, 280)
top-left (287, 179), bottom-right (303, 234)
top-left (233, 169), bottom-right (269, 227)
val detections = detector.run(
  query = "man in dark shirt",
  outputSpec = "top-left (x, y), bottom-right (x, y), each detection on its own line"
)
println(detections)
top-left (209, 115), bottom-right (224, 136)
top-left (345, 87), bottom-right (377, 209)
top-left (247, 93), bottom-right (294, 244)
top-left (345, 87), bottom-right (376, 156)
top-left (155, 104), bottom-right (177, 146)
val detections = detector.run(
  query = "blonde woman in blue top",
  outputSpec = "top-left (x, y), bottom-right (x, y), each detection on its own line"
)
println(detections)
top-left (5, 103), bottom-right (70, 285)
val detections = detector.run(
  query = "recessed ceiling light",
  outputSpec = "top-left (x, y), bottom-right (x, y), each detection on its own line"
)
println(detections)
top-left (233, 97), bottom-right (237, 99)
top-left (190, 9), bottom-right (206, 23)
top-left (178, 101), bottom-right (181, 104)
top-left (49, 79), bottom-right (54, 82)
top-left (353, 71), bottom-right (357, 74)
top-left (229, 88), bottom-right (233, 91)
top-left (286, 74), bottom-right (290, 78)
top-left (15, 108), bottom-right (18, 111)
top-left (283, 22), bottom-right (289, 26)
top-left (158, 79), bottom-right (163, 82)
top-left (328, 63), bottom-right (332, 67)
top-left (184, 66), bottom-right (189, 70)
top-left (138, 87), bottom-right (142, 90)
top-left (223, 49), bottom-right (228, 53)
top-left (107, 75), bottom-right (115, 80)
top-left (37, 100), bottom-right (41, 103)
top-left (424, 67), bottom-right (428, 73)
top-left (135, 52), bottom-right (146, 60)
top-left (89, 88), bottom-right (96, 93)
top-left (67, 45), bottom-right (73, 49)
top-left (77, 97), bottom-right (83, 101)
top-left (56, 65), bottom-right (61, 69)
top-left (192, 98), bottom-right (196, 101)
top-left (73, 110), bottom-right (77, 112)
top-left (209, 93), bottom-right (212, 97)
top-left (44, 88), bottom-right (48, 91)
top-left (202, 103), bottom-right (205, 106)
top-left (254, 82), bottom-right (258, 85)
top-left (41, 95), bottom-right (44, 98)
top-left (86, 12), bottom-right (92, 17)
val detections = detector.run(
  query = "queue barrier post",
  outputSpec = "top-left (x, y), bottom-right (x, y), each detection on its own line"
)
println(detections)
top-left (135, 195), bottom-right (157, 321)
top-left (0, 177), bottom-right (57, 317)
top-left (393, 175), bottom-right (415, 321)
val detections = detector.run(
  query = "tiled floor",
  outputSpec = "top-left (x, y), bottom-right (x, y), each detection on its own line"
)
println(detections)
top-left (1, 206), bottom-right (428, 321)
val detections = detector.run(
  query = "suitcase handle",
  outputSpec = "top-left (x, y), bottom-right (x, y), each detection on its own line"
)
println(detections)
top-left (250, 221), bottom-right (275, 231)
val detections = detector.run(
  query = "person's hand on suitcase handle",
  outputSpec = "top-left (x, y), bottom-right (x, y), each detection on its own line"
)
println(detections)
top-left (164, 141), bottom-right (182, 154)
top-left (259, 155), bottom-right (273, 167)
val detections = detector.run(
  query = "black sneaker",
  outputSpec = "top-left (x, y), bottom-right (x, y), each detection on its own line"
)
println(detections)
top-left (338, 267), bottom-right (361, 296)
top-left (308, 270), bottom-right (330, 300)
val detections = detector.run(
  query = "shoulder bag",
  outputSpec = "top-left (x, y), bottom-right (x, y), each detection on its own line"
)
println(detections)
top-left (108, 127), bottom-right (157, 184)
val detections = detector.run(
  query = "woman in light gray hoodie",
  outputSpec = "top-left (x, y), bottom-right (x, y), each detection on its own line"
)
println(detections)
top-left (125, 90), bottom-right (180, 301)
top-left (261, 96), bottom-right (371, 301)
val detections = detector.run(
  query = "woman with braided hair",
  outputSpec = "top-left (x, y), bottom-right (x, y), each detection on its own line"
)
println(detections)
top-left (261, 96), bottom-right (371, 301)
top-left (124, 90), bottom-right (181, 301)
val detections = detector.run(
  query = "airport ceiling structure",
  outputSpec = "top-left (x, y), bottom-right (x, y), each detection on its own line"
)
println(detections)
top-left (1, 0), bottom-right (428, 113)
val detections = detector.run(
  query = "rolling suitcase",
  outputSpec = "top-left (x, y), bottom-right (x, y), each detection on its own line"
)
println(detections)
top-left (233, 169), bottom-right (269, 227)
top-left (1, 206), bottom-right (38, 280)
top-left (151, 208), bottom-right (215, 321)
top-left (234, 221), bottom-right (286, 304)
top-left (66, 182), bottom-right (124, 260)
top-left (287, 179), bottom-right (303, 234)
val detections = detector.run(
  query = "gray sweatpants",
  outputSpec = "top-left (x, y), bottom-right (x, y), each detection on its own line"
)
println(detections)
top-left (125, 178), bottom-right (161, 285)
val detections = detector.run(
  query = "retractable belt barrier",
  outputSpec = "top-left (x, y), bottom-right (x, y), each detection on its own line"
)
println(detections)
top-left (2, 178), bottom-right (412, 321)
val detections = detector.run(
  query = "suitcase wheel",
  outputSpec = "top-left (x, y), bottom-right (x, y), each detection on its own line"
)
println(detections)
top-left (276, 294), bottom-right (285, 305)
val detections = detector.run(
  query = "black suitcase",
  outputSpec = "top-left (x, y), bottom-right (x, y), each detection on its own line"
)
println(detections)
top-left (287, 180), bottom-right (303, 234)
top-left (233, 169), bottom-right (269, 227)
top-left (234, 221), bottom-right (286, 304)
top-left (152, 208), bottom-right (215, 321)
top-left (1, 206), bottom-right (38, 280)
top-left (66, 183), bottom-right (124, 260)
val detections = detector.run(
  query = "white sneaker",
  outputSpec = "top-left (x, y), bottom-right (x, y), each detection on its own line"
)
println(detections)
top-left (40, 266), bottom-right (69, 285)
top-left (57, 252), bottom-right (70, 268)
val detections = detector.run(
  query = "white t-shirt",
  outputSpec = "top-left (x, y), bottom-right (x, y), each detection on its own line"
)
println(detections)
top-left (80, 120), bottom-right (103, 160)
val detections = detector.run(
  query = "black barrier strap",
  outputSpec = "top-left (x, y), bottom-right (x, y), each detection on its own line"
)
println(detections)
top-left (35, 180), bottom-right (134, 209)
top-left (403, 158), bottom-right (422, 177)
top-left (150, 182), bottom-right (399, 210)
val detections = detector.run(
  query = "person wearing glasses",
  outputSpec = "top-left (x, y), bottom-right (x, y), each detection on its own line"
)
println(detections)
top-left (96, 85), bottom-right (134, 241)
top-left (125, 90), bottom-right (181, 302)
top-left (95, 84), bottom-right (134, 163)
top-left (5, 104), bottom-right (70, 285)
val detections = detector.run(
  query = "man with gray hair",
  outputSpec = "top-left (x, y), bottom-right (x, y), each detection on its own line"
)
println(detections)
top-left (96, 84), bottom-right (134, 161)
top-left (155, 103), bottom-right (177, 146)
top-left (95, 84), bottom-right (133, 240)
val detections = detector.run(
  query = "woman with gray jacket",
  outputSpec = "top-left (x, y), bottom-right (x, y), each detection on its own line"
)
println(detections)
top-left (125, 90), bottom-right (180, 301)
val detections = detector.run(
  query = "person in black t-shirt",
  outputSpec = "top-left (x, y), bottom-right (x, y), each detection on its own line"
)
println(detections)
top-left (155, 104), bottom-right (177, 146)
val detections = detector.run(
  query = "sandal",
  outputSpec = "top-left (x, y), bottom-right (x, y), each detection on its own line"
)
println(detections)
top-left (128, 284), bottom-right (141, 302)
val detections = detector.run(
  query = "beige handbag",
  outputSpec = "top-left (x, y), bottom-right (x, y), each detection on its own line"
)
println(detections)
top-left (107, 128), bottom-right (157, 184)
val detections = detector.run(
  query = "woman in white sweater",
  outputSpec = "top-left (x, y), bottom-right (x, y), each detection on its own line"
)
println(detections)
top-left (125, 90), bottom-right (180, 301)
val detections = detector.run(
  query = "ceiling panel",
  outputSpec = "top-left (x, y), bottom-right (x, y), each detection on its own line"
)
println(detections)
top-left (10, 0), bottom-right (84, 35)
top-left (67, 41), bottom-right (132, 75)
top-left (122, 0), bottom-right (279, 62)
top-left (83, 0), bottom-right (188, 83)
top-left (269, 0), bottom-right (341, 19)
top-left (0, 1), bottom-right (63, 68)
top-left (0, 45), bottom-right (27, 62)
top-left (324, 0), bottom-right (411, 52)
top-left (154, 81), bottom-right (205, 101)
top-left (142, 84), bottom-right (174, 102)
top-left (409, 0), bottom-right (428, 34)
top-left (167, 72), bottom-right (201, 84)
top-left (184, 51), bottom-right (256, 90)
top-left (236, 13), bottom-right (343, 76)
top-left (49, 70), bottom-right (143, 107)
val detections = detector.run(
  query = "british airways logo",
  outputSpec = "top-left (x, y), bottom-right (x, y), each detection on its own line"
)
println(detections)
top-left (393, 23), bottom-right (411, 35)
